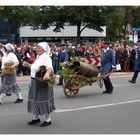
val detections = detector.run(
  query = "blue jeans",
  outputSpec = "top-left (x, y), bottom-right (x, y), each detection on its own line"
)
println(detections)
top-left (52, 60), bottom-right (59, 74)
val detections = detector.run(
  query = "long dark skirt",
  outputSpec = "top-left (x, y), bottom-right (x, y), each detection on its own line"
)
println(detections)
top-left (28, 78), bottom-right (55, 115)
top-left (0, 72), bottom-right (21, 95)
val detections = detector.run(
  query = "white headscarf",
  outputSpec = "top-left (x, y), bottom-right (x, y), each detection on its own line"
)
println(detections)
top-left (4, 43), bottom-right (14, 52)
top-left (38, 42), bottom-right (50, 55)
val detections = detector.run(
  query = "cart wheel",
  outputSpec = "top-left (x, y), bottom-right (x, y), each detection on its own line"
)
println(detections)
top-left (63, 84), bottom-right (79, 98)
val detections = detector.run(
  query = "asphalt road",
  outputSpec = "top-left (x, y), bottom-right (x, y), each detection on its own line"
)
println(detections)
top-left (0, 73), bottom-right (140, 134)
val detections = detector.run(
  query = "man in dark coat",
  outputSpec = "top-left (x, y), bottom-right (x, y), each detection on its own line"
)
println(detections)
top-left (0, 43), bottom-right (4, 74)
top-left (100, 42), bottom-right (116, 94)
top-left (129, 40), bottom-right (140, 84)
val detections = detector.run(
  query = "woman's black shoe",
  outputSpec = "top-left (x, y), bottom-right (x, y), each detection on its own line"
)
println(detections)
top-left (14, 98), bottom-right (23, 103)
top-left (57, 83), bottom-right (63, 86)
top-left (103, 90), bottom-right (112, 94)
top-left (6, 93), bottom-right (12, 96)
top-left (28, 119), bottom-right (40, 125)
top-left (103, 90), bottom-right (109, 93)
top-left (128, 80), bottom-right (136, 84)
top-left (40, 121), bottom-right (51, 127)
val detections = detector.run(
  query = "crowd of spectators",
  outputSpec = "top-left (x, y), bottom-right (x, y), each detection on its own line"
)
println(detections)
top-left (50, 40), bottom-right (138, 74)
top-left (0, 40), bottom-right (139, 76)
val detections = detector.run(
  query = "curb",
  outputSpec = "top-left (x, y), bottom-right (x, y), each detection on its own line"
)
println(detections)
top-left (111, 72), bottom-right (133, 76)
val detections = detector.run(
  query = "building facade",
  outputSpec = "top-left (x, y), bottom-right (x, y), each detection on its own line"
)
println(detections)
top-left (19, 26), bottom-right (106, 44)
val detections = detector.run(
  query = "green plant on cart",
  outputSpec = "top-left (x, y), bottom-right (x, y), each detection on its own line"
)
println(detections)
top-left (60, 57), bottom-right (97, 86)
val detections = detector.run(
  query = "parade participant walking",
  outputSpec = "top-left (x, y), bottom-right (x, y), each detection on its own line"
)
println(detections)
top-left (100, 42), bottom-right (116, 94)
top-left (0, 43), bottom-right (23, 105)
top-left (129, 44), bottom-right (136, 71)
top-left (23, 42), bottom-right (55, 127)
top-left (129, 40), bottom-right (140, 84)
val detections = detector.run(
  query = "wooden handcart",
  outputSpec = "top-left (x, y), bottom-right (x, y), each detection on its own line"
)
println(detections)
top-left (63, 74), bottom-right (105, 98)
top-left (61, 58), bottom-right (113, 98)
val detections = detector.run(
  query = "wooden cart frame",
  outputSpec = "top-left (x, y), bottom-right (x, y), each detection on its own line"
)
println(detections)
top-left (63, 75), bottom-right (104, 98)
top-left (63, 71), bottom-right (113, 98)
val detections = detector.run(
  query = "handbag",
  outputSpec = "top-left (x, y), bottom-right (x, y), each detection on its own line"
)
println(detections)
top-left (116, 63), bottom-right (121, 71)
top-left (35, 65), bottom-right (49, 88)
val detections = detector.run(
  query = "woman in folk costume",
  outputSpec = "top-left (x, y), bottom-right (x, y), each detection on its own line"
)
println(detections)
top-left (0, 43), bottom-right (23, 105)
top-left (23, 42), bottom-right (55, 127)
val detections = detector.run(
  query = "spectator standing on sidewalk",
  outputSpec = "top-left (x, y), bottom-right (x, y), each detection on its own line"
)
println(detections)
top-left (51, 43), bottom-right (59, 74)
top-left (57, 44), bottom-right (69, 85)
top-left (0, 43), bottom-right (23, 105)
top-left (129, 40), bottom-right (140, 84)
top-left (15, 47), bottom-right (24, 76)
top-left (0, 43), bottom-right (4, 74)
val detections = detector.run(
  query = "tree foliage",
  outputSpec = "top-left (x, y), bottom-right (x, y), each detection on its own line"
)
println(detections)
top-left (22, 6), bottom-right (107, 43)
top-left (1, 6), bottom-right (140, 42)
top-left (102, 6), bottom-right (125, 41)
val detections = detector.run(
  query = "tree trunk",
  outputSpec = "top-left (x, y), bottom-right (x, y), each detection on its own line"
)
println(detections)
top-left (7, 20), bottom-right (12, 42)
top-left (76, 22), bottom-right (81, 44)
top-left (123, 21), bottom-right (128, 41)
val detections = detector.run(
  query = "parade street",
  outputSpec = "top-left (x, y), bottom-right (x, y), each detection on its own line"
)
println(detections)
top-left (0, 72), bottom-right (140, 134)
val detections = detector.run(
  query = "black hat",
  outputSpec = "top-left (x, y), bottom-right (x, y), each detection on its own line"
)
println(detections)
top-left (61, 44), bottom-right (65, 46)
top-left (103, 41), bottom-right (110, 45)
top-left (137, 40), bottom-right (140, 42)
top-left (60, 44), bottom-right (66, 48)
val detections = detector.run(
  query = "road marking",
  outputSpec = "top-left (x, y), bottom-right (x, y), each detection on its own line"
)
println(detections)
top-left (1, 99), bottom-right (140, 117)
top-left (55, 99), bottom-right (140, 113)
